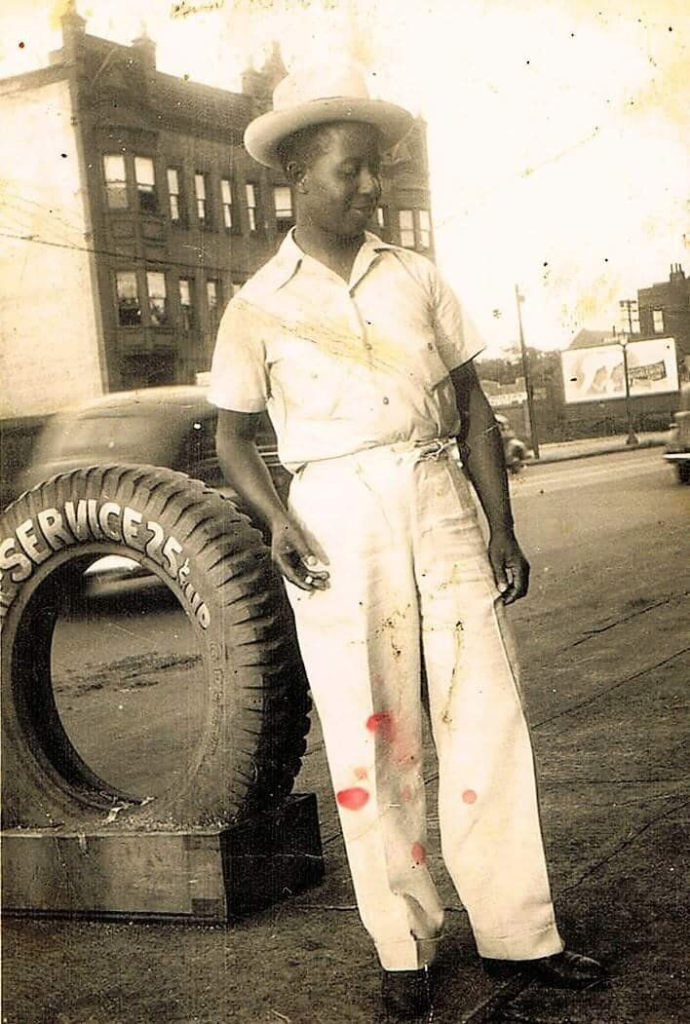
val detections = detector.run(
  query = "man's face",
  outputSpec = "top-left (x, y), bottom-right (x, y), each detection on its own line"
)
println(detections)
top-left (297, 122), bottom-right (382, 240)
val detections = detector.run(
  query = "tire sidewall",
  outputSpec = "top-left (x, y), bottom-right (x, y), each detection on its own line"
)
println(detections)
top-left (1, 465), bottom-right (305, 830)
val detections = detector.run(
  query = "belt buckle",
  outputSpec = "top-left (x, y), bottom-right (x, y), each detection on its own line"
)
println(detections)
top-left (418, 439), bottom-right (448, 462)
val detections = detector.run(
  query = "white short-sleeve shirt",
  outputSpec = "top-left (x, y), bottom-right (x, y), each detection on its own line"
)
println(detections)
top-left (208, 230), bottom-right (485, 470)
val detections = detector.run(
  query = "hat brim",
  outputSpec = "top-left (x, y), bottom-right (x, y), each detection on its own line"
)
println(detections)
top-left (244, 97), bottom-right (413, 170)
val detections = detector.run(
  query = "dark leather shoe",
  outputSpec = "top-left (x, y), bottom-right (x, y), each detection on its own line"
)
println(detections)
top-left (381, 967), bottom-right (433, 1020)
top-left (482, 950), bottom-right (607, 990)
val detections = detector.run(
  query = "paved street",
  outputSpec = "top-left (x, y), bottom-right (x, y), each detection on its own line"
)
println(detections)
top-left (3, 447), bottom-right (689, 1023)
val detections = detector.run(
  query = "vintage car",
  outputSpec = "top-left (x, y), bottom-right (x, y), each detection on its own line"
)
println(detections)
top-left (664, 383), bottom-right (690, 484)
top-left (16, 384), bottom-right (289, 500)
top-left (494, 413), bottom-right (530, 474)
top-left (14, 384), bottom-right (290, 594)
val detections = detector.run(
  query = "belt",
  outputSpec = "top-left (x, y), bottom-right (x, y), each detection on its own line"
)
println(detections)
top-left (288, 438), bottom-right (458, 475)
top-left (389, 437), bottom-right (457, 461)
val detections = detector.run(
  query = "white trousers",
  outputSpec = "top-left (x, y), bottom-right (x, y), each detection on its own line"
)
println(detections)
top-left (286, 443), bottom-right (564, 971)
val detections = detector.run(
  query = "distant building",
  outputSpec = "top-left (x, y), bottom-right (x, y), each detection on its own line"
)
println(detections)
top-left (636, 263), bottom-right (690, 379)
top-left (0, 6), bottom-right (434, 417)
top-left (568, 329), bottom-right (617, 350)
top-left (481, 376), bottom-right (529, 408)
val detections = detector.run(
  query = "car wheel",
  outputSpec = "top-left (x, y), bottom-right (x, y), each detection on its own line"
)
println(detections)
top-left (676, 462), bottom-right (690, 485)
top-left (0, 464), bottom-right (310, 829)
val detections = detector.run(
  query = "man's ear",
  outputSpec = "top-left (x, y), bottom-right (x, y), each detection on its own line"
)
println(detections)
top-left (285, 159), bottom-right (308, 193)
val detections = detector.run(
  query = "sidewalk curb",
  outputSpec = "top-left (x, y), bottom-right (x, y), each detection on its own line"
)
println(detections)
top-left (528, 438), bottom-right (665, 466)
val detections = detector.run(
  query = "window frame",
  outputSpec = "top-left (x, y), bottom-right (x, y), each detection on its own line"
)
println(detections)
top-left (220, 178), bottom-right (236, 231)
top-left (399, 208), bottom-right (415, 249)
top-left (114, 269), bottom-right (142, 327)
top-left (652, 309), bottom-right (665, 334)
top-left (167, 167), bottom-right (184, 225)
top-left (273, 184), bottom-right (294, 232)
top-left (134, 156), bottom-right (158, 215)
top-left (146, 270), bottom-right (169, 328)
top-left (178, 276), bottom-right (195, 332)
top-left (417, 209), bottom-right (431, 250)
top-left (206, 278), bottom-right (221, 314)
top-left (245, 182), bottom-right (260, 233)
top-left (195, 171), bottom-right (210, 226)
top-left (103, 153), bottom-right (129, 211)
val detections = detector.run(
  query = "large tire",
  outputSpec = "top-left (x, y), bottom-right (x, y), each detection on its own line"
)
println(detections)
top-left (0, 465), bottom-right (310, 829)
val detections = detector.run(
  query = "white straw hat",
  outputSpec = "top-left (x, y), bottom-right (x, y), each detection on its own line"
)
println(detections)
top-left (244, 64), bottom-right (413, 170)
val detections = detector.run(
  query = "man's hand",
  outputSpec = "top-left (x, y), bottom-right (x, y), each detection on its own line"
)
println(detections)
top-left (450, 365), bottom-right (527, 604)
top-left (488, 529), bottom-right (530, 605)
top-left (271, 515), bottom-right (330, 592)
top-left (215, 410), bottom-right (329, 593)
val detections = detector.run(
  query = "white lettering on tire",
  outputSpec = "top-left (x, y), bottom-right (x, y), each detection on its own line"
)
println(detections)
top-left (1, 502), bottom-right (209, 628)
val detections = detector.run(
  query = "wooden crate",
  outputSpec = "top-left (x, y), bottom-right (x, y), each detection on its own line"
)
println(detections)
top-left (2, 793), bottom-right (324, 922)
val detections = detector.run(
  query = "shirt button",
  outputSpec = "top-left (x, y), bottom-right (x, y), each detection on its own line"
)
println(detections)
top-left (382, 396), bottom-right (390, 405)
top-left (364, 342), bottom-right (373, 350)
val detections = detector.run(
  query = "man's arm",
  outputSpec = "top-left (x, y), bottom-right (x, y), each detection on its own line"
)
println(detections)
top-left (449, 361), bottom-right (529, 604)
top-left (215, 409), bottom-right (328, 591)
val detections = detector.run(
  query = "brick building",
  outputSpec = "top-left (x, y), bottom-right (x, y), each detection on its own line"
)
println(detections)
top-left (0, 6), bottom-right (434, 415)
top-left (636, 263), bottom-right (690, 379)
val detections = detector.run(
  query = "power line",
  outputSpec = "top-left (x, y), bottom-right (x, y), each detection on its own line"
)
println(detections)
top-left (0, 229), bottom-right (232, 274)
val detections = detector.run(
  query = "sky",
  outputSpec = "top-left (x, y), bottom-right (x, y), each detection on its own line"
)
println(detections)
top-left (1, 0), bottom-right (688, 356)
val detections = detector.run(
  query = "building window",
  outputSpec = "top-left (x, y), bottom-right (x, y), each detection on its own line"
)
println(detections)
top-left (167, 168), bottom-right (182, 223)
top-left (246, 183), bottom-right (259, 232)
top-left (418, 210), bottom-right (431, 250)
top-left (652, 309), bottom-right (664, 333)
top-left (146, 271), bottom-right (168, 326)
top-left (195, 172), bottom-right (208, 223)
top-left (273, 185), bottom-right (293, 231)
top-left (135, 157), bottom-right (157, 214)
top-left (103, 154), bottom-right (128, 210)
top-left (375, 206), bottom-right (386, 230)
top-left (179, 278), bottom-right (194, 331)
top-left (399, 209), bottom-right (415, 248)
top-left (206, 279), bottom-right (220, 312)
top-left (115, 271), bottom-right (141, 326)
top-left (221, 179), bottom-right (235, 229)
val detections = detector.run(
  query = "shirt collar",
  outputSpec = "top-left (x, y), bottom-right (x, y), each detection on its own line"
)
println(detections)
top-left (268, 228), bottom-right (395, 293)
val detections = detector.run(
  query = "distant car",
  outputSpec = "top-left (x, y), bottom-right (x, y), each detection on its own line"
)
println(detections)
top-left (14, 385), bottom-right (290, 595)
top-left (495, 414), bottom-right (530, 474)
top-left (664, 383), bottom-right (690, 484)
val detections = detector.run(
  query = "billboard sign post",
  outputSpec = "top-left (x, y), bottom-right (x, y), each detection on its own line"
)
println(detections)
top-left (620, 337), bottom-right (639, 446)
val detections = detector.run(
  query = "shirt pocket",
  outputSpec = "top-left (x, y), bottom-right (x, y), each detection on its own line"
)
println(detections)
top-left (267, 332), bottom-right (352, 421)
top-left (367, 280), bottom-right (451, 394)
top-left (373, 321), bottom-right (451, 394)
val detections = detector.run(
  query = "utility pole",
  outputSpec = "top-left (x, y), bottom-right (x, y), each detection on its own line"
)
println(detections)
top-left (515, 285), bottom-right (540, 459)
top-left (619, 298), bottom-right (638, 336)
top-left (616, 304), bottom-right (639, 446)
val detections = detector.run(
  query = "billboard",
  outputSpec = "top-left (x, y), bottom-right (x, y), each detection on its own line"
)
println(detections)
top-left (487, 391), bottom-right (528, 408)
top-left (561, 337), bottom-right (679, 404)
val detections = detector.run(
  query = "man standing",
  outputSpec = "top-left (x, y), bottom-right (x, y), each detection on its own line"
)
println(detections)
top-left (209, 65), bottom-right (604, 1021)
